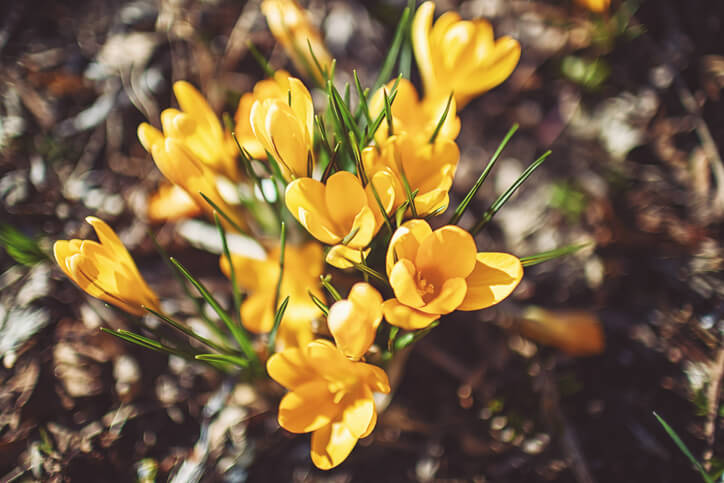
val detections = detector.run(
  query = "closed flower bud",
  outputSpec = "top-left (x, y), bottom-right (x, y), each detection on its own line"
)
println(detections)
top-left (412, 1), bottom-right (521, 108)
top-left (328, 283), bottom-right (384, 360)
top-left (54, 217), bottom-right (160, 316)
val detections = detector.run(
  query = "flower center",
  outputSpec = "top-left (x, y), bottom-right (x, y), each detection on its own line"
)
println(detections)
top-left (416, 272), bottom-right (436, 297)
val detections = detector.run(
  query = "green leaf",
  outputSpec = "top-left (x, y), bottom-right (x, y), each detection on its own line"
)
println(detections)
top-left (101, 328), bottom-right (190, 359)
top-left (0, 224), bottom-right (47, 267)
top-left (247, 41), bottom-right (275, 78)
top-left (428, 93), bottom-right (454, 144)
top-left (393, 321), bottom-right (439, 352)
top-left (520, 243), bottom-right (589, 267)
top-left (170, 257), bottom-right (259, 368)
top-left (195, 353), bottom-right (249, 368)
top-left (267, 296), bottom-right (290, 354)
top-left (198, 192), bottom-right (248, 235)
top-left (144, 306), bottom-right (234, 355)
top-left (471, 150), bottom-right (550, 235)
top-left (653, 412), bottom-right (714, 483)
top-left (320, 274), bottom-right (342, 302)
top-left (146, 229), bottom-right (227, 342)
top-left (308, 290), bottom-right (329, 316)
top-left (214, 213), bottom-right (243, 329)
top-left (372, 4), bottom-right (413, 93)
top-left (449, 124), bottom-right (518, 225)
top-left (353, 70), bottom-right (373, 126)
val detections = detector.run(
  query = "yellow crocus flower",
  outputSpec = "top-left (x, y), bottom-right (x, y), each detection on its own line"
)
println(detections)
top-left (161, 81), bottom-right (240, 181)
top-left (575, 0), bottom-right (610, 13)
top-left (261, 0), bottom-right (333, 85)
top-left (412, 1), bottom-right (521, 109)
top-left (234, 70), bottom-right (293, 160)
top-left (327, 283), bottom-right (383, 360)
top-left (361, 132), bottom-right (459, 217)
top-left (220, 242), bottom-right (324, 351)
top-left (53, 217), bottom-right (160, 316)
top-left (382, 220), bottom-right (523, 330)
top-left (250, 77), bottom-right (315, 180)
top-left (138, 123), bottom-right (247, 232)
top-left (267, 339), bottom-right (390, 469)
top-left (368, 78), bottom-right (460, 144)
top-left (284, 171), bottom-right (396, 268)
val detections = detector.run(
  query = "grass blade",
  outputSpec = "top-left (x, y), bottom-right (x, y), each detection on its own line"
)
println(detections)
top-left (320, 275), bottom-right (342, 301)
top-left (428, 93), bottom-right (454, 144)
top-left (199, 192), bottom-right (247, 235)
top-left (471, 150), bottom-right (550, 235)
top-left (449, 124), bottom-right (518, 225)
top-left (195, 353), bottom-right (249, 368)
top-left (214, 213), bottom-right (243, 329)
top-left (520, 243), bottom-right (589, 267)
top-left (654, 412), bottom-right (714, 483)
top-left (144, 306), bottom-right (233, 355)
top-left (308, 290), bottom-right (329, 316)
top-left (169, 257), bottom-right (259, 368)
top-left (372, 4), bottom-right (412, 93)
top-left (267, 296), bottom-right (290, 354)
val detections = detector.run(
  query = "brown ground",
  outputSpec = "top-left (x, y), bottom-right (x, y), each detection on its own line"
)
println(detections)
top-left (1, 0), bottom-right (723, 481)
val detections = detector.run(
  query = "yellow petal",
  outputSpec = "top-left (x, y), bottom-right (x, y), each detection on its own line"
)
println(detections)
top-left (267, 346), bottom-right (316, 389)
top-left (265, 100), bottom-right (310, 178)
top-left (324, 171), bottom-right (367, 236)
top-left (458, 252), bottom-right (523, 311)
top-left (327, 283), bottom-right (383, 359)
top-left (137, 123), bottom-right (164, 151)
top-left (288, 77), bottom-right (314, 147)
top-left (147, 183), bottom-right (201, 222)
top-left (359, 409), bottom-right (377, 439)
top-left (278, 380), bottom-right (339, 433)
top-left (412, 2), bottom-right (437, 98)
top-left (340, 389), bottom-right (375, 439)
top-left (415, 226), bottom-right (477, 286)
top-left (310, 420), bottom-right (358, 470)
top-left (53, 240), bottom-right (77, 280)
top-left (366, 169), bottom-right (397, 224)
top-left (389, 259), bottom-right (425, 308)
top-left (173, 81), bottom-right (223, 142)
top-left (385, 219), bottom-right (432, 276)
top-left (325, 245), bottom-right (368, 270)
top-left (241, 292), bottom-right (274, 333)
top-left (285, 178), bottom-right (341, 245)
top-left (381, 299), bottom-right (439, 330)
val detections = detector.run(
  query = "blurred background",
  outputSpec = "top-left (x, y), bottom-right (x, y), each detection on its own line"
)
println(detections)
top-left (1, 0), bottom-right (724, 481)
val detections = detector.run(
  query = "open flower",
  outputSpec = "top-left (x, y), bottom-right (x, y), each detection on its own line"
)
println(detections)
top-left (267, 339), bottom-right (390, 469)
top-left (159, 81), bottom-right (240, 181)
top-left (368, 78), bottom-right (460, 144)
top-left (575, 0), bottom-right (610, 13)
top-left (285, 171), bottom-right (396, 268)
top-left (412, 1), bottom-right (521, 108)
top-left (261, 0), bottom-right (332, 85)
top-left (362, 132), bottom-right (459, 217)
top-left (54, 217), bottom-right (160, 316)
top-left (234, 70), bottom-right (293, 159)
top-left (147, 182), bottom-right (202, 222)
top-left (382, 220), bottom-right (523, 330)
top-left (327, 283), bottom-right (383, 360)
top-left (250, 77), bottom-right (315, 180)
top-left (220, 242), bottom-right (324, 351)
top-left (138, 123), bottom-right (247, 232)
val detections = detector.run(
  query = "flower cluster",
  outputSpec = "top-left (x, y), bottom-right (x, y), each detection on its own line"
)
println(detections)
top-left (52, 0), bottom-right (558, 471)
